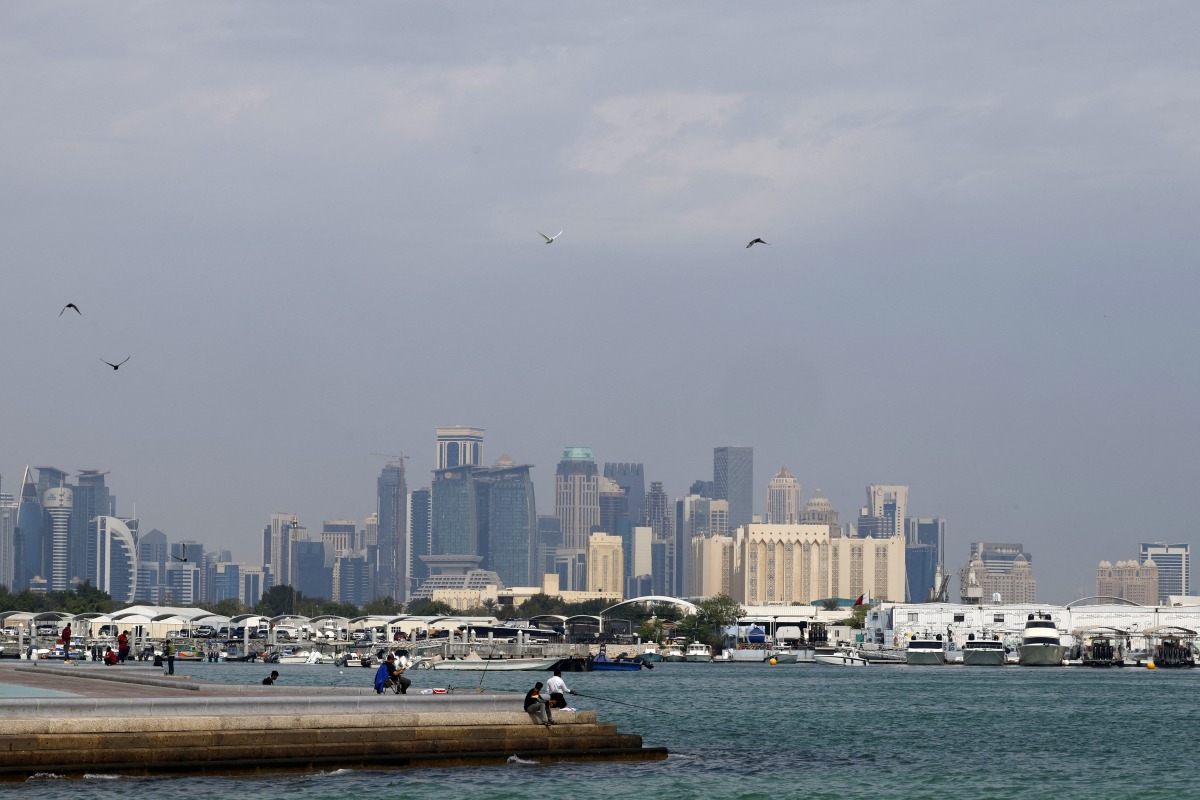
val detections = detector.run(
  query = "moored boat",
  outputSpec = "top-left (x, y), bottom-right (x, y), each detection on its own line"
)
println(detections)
top-left (814, 648), bottom-right (869, 667)
top-left (905, 633), bottom-right (947, 666)
top-left (636, 643), bottom-right (663, 663)
top-left (962, 632), bottom-right (1007, 666)
top-left (661, 644), bottom-right (686, 663)
top-left (683, 642), bottom-right (713, 663)
top-left (430, 656), bottom-right (558, 671)
top-left (1018, 612), bottom-right (1067, 666)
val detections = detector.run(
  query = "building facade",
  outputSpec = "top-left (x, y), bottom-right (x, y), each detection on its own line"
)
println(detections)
top-left (1096, 559), bottom-right (1159, 606)
top-left (1140, 542), bottom-right (1191, 602)
top-left (376, 461), bottom-right (408, 602)
top-left (554, 447), bottom-right (599, 591)
top-left (765, 467), bottom-right (802, 524)
top-left (587, 532), bottom-right (624, 598)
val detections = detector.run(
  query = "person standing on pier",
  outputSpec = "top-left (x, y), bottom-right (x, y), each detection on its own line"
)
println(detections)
top-left (117, 631), bottom-right (130, 663)
top-left (163, 639), bottom-right (176, 675)
top-left (546, 669), bottom-right (577, 710)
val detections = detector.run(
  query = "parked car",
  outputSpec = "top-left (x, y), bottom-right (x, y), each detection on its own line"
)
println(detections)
top-left (1, 627), bottom-right (21, 637)
top-left (192, 625), bottom-right (217, 638)
top-left (36, 625), bottom-right (59, 637)
top-left (274, 626), bottom-right (299, 641)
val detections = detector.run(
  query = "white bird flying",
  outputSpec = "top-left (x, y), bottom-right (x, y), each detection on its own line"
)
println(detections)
top-left (538, 230), bottom-right (563, 244)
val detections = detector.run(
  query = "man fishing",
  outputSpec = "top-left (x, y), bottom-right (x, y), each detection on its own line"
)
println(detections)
top-left (546, 668), bottom-right (577, 710)
top-left (524, 680), bottom-right (554, 726)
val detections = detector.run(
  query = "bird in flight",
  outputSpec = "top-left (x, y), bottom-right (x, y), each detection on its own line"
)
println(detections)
top-left (59, 303), bottom-right (81, 316)
top-left (746, 238), bottom-right (770, 248)
top-left (170, 544), bottom-right (188, 563)
top-left (538, 230), bottom-right (563, 244)
top-left (101, 356), bottom-right (130, 370)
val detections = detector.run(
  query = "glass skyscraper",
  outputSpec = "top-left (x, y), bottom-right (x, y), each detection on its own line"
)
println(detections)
top-left (376, 462), bottom-right (407, 602)
top-left (714, 447), bottom-right (753, 530)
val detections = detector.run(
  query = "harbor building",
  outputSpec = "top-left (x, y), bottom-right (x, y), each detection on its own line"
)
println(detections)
top-left (765, 467), bottom-right (802, 524)
top-left (732, 523), bottom-right (906, 606)
top-left (1096, 559), bottom-right (1159, 605)
top-left (1140, 542), bottom-right (1191, 603)
top-left (714, 446), bottom-right (754, 530)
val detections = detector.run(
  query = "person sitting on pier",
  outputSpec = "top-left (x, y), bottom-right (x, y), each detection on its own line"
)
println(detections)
top-left (546, 669), bottom-right (577, 710)
top-left (103, 646), bottom-right (117, 666)
top-left (374, 654), bottom-right (410, 694)
top-left (524, 681), bottom-right (555, 727)
top-left (262, 671), bottom-right (279, 685)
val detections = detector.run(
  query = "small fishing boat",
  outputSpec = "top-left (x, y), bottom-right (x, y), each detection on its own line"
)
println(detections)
top-left (276, 649), bottom-right (332, 665)
top-left (814, 648), bottom-right (869, 667)
top-left (684, 642), bottom-right (713, 663)
top-left (661, 644), bottom-right (686, 663)
top-left (961, 632), bottom-right (1007, 666)
top-left (636, 643), bottom-right (663, 663)
top-left (905, 633), bottom-right (947, 666)
top-left (589, 645), bottom-right (644, 671)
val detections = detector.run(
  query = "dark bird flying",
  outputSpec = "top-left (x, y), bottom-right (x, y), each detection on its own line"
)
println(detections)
top-left (59, 303), bottom-right (81, 316)
top-left (101, 356), bottom-right (130, 370)
top-left (746, 238), bottom-right (770, 248)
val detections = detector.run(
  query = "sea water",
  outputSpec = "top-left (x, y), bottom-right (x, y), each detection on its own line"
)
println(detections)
top-left (16, 661), bottom-right (1200, 799)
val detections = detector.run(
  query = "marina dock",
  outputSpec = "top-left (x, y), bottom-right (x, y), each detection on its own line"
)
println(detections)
top-left (0, 662), bottom-right (666, 780)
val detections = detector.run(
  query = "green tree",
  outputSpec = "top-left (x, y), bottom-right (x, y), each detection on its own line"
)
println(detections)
top-left (212, 598), bottom-right (245, 618)
top-left (406, 599), bottom-right (455, 616)
top-left (636, 618), bottom-right (665, 643)
top-left (517, 593), bottom-right (566, 618)
top-left (820, 598), bottom-right (840, 611)
top-left (256, 585), bottom-right (302, 617)
top-left (317, 601), bottom-right (361, 619)
top-left (841, 604), bottom-right (869, 629)
top-left (695, 594), bottom-right (743, 628)
top-left (674, 614), bottom-right (711, 646)
top-left (362, 596), bottom-right (401, 616)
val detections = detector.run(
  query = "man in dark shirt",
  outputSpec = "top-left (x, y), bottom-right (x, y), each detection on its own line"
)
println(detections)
top-left (262, 670), bottom-right (279, 685)
top-left (524, 681), bottom-right (554, 726)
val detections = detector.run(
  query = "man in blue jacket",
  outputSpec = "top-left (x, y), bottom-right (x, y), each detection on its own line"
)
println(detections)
top-left (374, 654), bottom-right (410, 694)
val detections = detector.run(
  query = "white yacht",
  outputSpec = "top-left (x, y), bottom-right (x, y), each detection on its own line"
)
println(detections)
top-left (962, 632), bottom-right (1007, 666)
top-left (814, 648), bottom-right (869, 667)
top-left (905, 634), bottom-right (947, 666)
top-left (1018, 612), bottom-right (1066, 666)
top-left (684, 642), bottom-right (713, 662)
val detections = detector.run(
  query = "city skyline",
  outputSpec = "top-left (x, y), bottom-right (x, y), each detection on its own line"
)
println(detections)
top-left (3, 4), bottom-right (1198, 605)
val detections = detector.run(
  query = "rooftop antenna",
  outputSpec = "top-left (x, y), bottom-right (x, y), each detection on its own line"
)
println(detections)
top-left (371, 452), bottom-right (411, 467)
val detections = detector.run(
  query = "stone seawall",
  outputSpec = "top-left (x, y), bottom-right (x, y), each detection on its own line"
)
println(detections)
top-left (0, 675), bottom-right (666, 779)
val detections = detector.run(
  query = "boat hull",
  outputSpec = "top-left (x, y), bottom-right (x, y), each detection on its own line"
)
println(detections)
top-left (431, 657), bottom-right (558, 671)
top-left (814, 651), bottom-right (869, 667)
top-left (1018, 644), bottom-right (1067, 666)
top-left (905, 650), bottom-right (946, 666)
top-left (962, 647), bottom-right (1006, 666)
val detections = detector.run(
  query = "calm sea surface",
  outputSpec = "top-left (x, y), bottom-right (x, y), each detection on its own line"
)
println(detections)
top-left (17, 660), bottom-right (1200, 799)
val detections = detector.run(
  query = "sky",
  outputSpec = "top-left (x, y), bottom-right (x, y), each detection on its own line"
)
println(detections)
top-left (2, 2), bottom-right (1198, 603)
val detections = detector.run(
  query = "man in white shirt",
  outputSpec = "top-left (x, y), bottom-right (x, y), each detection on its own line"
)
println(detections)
top-left (546, 668), bottom-right (576, 710)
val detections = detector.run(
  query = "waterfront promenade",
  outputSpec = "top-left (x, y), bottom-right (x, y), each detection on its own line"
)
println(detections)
top-left (0, 661), bottom-right (665, 780)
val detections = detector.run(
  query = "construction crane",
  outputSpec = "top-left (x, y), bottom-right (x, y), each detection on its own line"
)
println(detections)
top-left (371, 452), bottom-right (410, 467)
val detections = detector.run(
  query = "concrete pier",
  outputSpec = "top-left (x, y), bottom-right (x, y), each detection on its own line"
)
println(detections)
top-left (0, 663), bottom-right (666, 780)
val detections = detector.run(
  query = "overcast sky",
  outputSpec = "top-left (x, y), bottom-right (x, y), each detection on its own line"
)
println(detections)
top-left (3, 2), bottom-right (1198, 603)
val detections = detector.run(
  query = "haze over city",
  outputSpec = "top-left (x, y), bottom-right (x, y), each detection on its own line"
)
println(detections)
top-left (2, 3), bottom-right (1198, 603)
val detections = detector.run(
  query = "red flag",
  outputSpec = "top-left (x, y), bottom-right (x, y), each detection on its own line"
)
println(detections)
top-left (855, 594), bottom-right (864, 606)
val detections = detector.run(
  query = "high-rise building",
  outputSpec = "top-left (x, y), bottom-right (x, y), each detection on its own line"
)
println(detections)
top-left (714, 447), bottom-right (753, 530)
top-left (208, 561), bottom-right (242, 604)
top-left (13, 467), bottom-right (44, 591)
top-left (478, 456), bottom-right (537, 589)
top-left (431, 466), bottom-right (479, 556)
top-left (535, 515), bottom-right (562, 583)
top-left (94, 516), bottom-right (138, 603)
top-left (692, 534), bottom-right (734, 598)
top-left (555, 447), bottom-right (599, 591)
top-left (136, 529), bottom-right (168, 603)
top-left (765, 467), bottom-right (802, 524)
top-left (436, 426), bottom-right (484, 469)
top-left (73, 470), bottom-right (111, 590)
top-left (294, 540), bottom-right (332, 600)
top-left (587, 532), bottom-right (624, 598)
top-left (603, 463), bottom-right (645, 528)
top-left (262, 513), bottom-right (304, 589)
top-left (676, 495), bottom-right (729, 598)
top-left (321, 520), bottom-right (357, 555)
top-left (642, 481), bottom-right (674, 595)
top-left (0, 483), bottom-right (15, 590)
top-left (905, 517), bottom-right (945, 602)
top-left (43, 484), bottom-right (73, 591)
top-left (859, 485), bottom-right (908, 539)
top-left (377, 462), bottom-right (408, 602)
top-left (409, 488), bottom-right (431, 593)
top-left (628, 526), bottom-right (653, 598)
top-left (1140, 542), bottom-right (1191, 602)
top-left (960, 551), bottom-right (1036, 605)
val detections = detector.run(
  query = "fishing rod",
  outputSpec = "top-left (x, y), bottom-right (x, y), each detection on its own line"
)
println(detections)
top-left (571, 691), bottom-right (679, 716)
